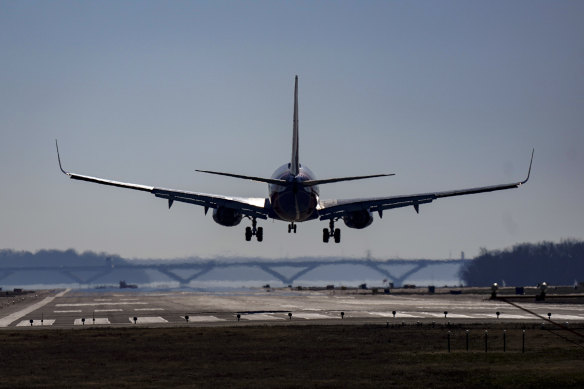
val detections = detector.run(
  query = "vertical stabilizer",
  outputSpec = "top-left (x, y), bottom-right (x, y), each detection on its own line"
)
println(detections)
top-left (291, 75), bottom-right (300, 176)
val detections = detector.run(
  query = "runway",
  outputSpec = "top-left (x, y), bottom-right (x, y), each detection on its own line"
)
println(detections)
top-left (2, 288), bottom-right (584, 329)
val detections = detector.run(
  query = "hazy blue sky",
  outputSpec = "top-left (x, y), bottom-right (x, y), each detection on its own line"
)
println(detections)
top-left (1, 1), bottom-right (582, 260)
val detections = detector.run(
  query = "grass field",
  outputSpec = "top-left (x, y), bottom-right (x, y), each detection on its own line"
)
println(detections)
top-left (1, 323), bottom-right (583, 388)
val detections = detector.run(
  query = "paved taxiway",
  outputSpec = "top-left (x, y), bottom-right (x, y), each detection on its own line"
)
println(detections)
top-left (1, 288), bottom-right (584, 329)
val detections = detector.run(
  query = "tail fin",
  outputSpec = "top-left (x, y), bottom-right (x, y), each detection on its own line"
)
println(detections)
top-left (290, 75), bottom-right (300, 176)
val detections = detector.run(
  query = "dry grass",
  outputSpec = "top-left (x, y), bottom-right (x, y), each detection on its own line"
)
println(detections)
top-left (1, 323), bottom-right (583, 388)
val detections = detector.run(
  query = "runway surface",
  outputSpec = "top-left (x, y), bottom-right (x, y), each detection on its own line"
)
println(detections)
top-left (1, 288), bottom-right (584, 329)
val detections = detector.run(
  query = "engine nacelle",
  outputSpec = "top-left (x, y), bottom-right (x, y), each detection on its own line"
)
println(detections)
top-left (212, 207), bottom-right (242, 227)
top-left (343, 210), bottom-right (374, 229)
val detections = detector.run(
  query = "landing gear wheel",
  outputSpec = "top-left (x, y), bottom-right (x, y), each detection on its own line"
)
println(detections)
top-left (256, 227), bottom-right (263, 242)
top-left (288, 223), bottom-right (297, 234)
top-left (323, 219), bottom-right (341, 243)
top-left (293, 224), bottom-right (297, 233)
top-left (245, 217), bottom-right (263, 242)
top-left (323, 228), bottom-right (330, 243)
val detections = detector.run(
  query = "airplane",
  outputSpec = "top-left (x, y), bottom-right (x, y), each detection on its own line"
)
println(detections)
top-left (56, 76), bottom-right (533, 243)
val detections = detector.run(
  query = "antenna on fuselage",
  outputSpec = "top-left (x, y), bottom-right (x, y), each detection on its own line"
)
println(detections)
top-left (290, 75), bottom-right (300, 176)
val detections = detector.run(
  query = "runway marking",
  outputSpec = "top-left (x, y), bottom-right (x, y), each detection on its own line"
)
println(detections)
top-left (444, 314), bottom-right (474, 319)
top-left (95, 309), bottom-right (123, 312)
top-left (94, 299), bottom-right (112, 302)
top-left (548, 314), bottom-right (584, 321)
top-left (183, 316), bottom-right (226, 322)
top-left (240, 314), bottom-right (283, 321)
top-left (74, 318), bottom-right (110, 325)
top-left (476, 313), bottom-right (533, 320)
top-left (56, 302), bottom-right (148, 307)
top-left (0, 289), bottom-right (70, 328)
top-left (292, 313), bottom-right (333, 320)
top-left (366, 312), bottom-right (397, 317)
top-left (120, 298), bottom-right (139, 301)
top-left (16, 319), bottom-right (56, 327)
top-left (128, 316), bottom-right (168, 324)
top-left (383, 312), bottom-right (423, 318)
top-left (54, 310), bottom-right (82, 313)
top-left (134, 308), bottom-right (164, 311)
top-left (419, 312), bottom-right (451, 318)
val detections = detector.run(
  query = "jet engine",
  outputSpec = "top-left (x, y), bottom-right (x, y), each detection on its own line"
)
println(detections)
top-left (212, 207), bottom-right (242, 227)
top-left (343, 210), bottom-right (374, 229)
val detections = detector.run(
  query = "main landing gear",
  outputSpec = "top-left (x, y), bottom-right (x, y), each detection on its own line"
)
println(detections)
top-left (323, 219), bottom-right (341, 243)
top-left (245, 217), bottom-right (263, 242)
top-left (288, 222), bottom-right (297, 233)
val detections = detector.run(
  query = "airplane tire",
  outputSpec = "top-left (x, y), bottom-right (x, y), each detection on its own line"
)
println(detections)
top-left (245, 227), bottom-right (252, 241)
top-left (293, 225), bottom-right (297, 233)
top-left (257, 227), bottom-right (263, 242)
top-left (323, 228), bottom-right (329, 243)
top-left (334, 228), bottom-right (341, 243)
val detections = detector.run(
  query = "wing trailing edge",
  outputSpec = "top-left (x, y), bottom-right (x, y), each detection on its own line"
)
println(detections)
top-left (55, 140), bottom-right (269, 218)
top-left (318, 149), bottom-right (534, 220)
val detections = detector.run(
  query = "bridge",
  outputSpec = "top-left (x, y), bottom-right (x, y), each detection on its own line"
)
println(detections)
top-left (0, 258), bottom-right (464, 287)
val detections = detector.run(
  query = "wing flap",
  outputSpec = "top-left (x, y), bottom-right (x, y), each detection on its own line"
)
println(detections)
top-left (318, 195), bottom-right (436, 220)
top-left (56, 141), bottom-right (269, 219)
top-left (153, 189), bottom-right (268, 219)
top-left (319, 150), bottom-right (533, 220)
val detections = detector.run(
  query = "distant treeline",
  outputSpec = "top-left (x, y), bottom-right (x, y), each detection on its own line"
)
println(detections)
top-left (0, 249), bottom-right (150, 285)
top-left (459, 240), bottom-right (584, 287)
top-left (0, 249), bottom-right (123, 267)
top-left (0, 249), bottom-right (370, 267)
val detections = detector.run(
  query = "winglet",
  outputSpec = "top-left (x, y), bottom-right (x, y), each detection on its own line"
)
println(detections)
top-left (290, 75), bottom-right (300, 176)
top-left (55, 140), bottom-right (68, 175)
top-left (520, 148), bottom-right (534, 185)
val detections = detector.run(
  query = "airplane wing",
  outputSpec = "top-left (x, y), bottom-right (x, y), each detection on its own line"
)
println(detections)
top-left (56, 142), bottom-right (269, 220)
top-left (318, 150), bottom-right (533, 220)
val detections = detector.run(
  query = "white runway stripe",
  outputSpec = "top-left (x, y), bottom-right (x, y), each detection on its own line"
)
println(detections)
top-left (54, 310), bottom-right (82, 313)
top-left (16, 319), bottom-right (56, 327)
top-left (380, 312), bottom-right (423, 318)
top-left (292, 313), bottom-right (332, 319)
top-left (56, 302), bottom-right (148, 307)
top-left (134, 308), bottom-right (164, 311)
top-left (479, 314), bottom-right (533, 320)
top-left (548, 314), bottom-right (584, 320)
top-left (444, 314), bottom-right (475, 318)
top-left (74, 318), bottom-right (110, 325)
top-left (128, 316), bottom-right (168, 324)
top-left (419, 312), bottom-right (449, 318)
top-left (366, 312), bottom-right (402, 318)
top-left (241, 314), bottom-right (283, 321)
top-left (183, 316), bottom-right (226, 322)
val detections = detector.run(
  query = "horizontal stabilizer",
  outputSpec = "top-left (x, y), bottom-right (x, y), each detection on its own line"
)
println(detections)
top-left (196, 169), bottom-right (394, 187)
top-left (195, 170), bottom-right (288, 186)
top-left (303, 173), bottom-right (395, 187)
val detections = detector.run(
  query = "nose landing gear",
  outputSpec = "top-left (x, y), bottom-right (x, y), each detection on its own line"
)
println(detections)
top-left (245, 217), bottom-right (263, 242)
top-left (322, 219), bottom-right (341, 243)
top-left (288, 222), bottom-right (297, 233)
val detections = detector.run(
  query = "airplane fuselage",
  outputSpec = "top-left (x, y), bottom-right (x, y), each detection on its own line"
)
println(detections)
top-left (268, 164), bottom-right (319, 222)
